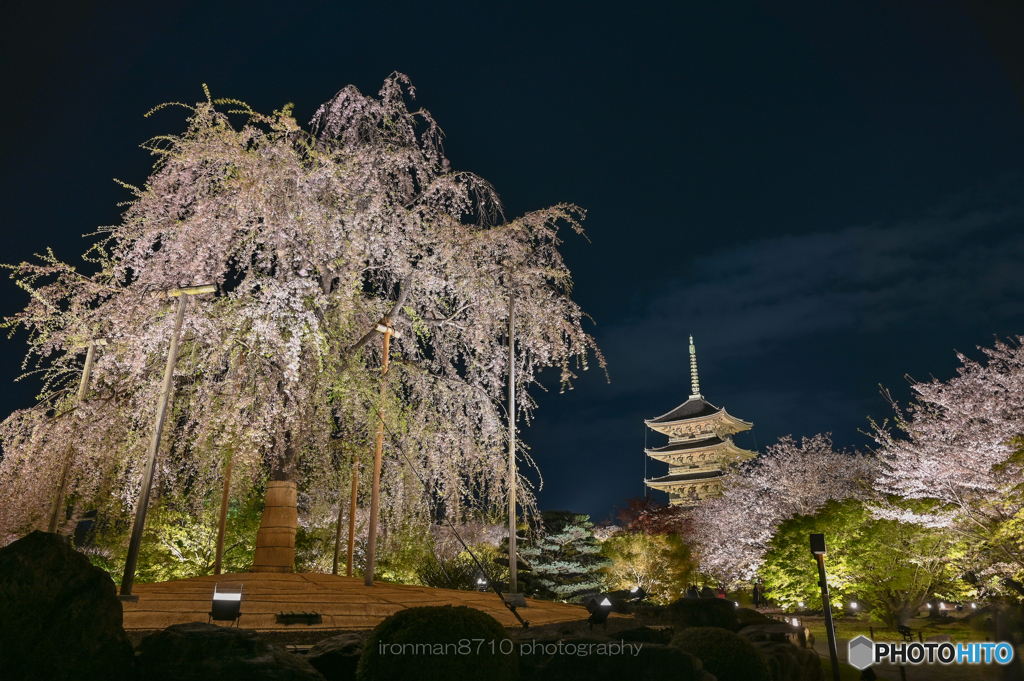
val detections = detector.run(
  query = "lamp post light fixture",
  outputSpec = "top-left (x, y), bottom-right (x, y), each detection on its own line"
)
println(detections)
top-left (810, 533), bottom-right (841, 681)
top-left (119, 284), bottom-right (215, 600)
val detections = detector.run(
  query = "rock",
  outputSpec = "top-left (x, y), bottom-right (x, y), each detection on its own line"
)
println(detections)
top-left (736, 607), bottom-right (777, 628)
top-left (306, 632), bottom-right (365, 680)
top-left (749, 640), bottom-right (822, 681)
top-left (136, 622), bottom-right (326, 680)
top-left (739, 622), bottom-right (809, 649)
top-left (664, 596), bottom-right (741, 630)
top-left (518, 633), bottom-right (714, 681)
top-left (0, 530), bottom-right (135, 681)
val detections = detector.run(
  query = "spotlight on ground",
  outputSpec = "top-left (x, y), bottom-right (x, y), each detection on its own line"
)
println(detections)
top-left (587, 597), bottom-right (613, 630)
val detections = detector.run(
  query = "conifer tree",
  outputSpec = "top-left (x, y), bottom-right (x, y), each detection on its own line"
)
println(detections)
top-left (518, 511), bottom-right (611, 603)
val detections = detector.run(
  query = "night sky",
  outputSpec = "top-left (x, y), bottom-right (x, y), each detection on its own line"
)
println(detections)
top-left (3, 1), bottom-right (1023, 522)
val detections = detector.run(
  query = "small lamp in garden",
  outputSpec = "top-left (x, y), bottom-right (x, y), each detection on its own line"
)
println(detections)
top-left (587, 597), bottom-right (613, 630)
top-left (628, 586), bottom-right (648, 603)
top-left (810, 533), bottom-right (841, 681)
top-left (209, 583), bottom-right (243, 626)
top-left (476, 577), bottom-right (489, 592)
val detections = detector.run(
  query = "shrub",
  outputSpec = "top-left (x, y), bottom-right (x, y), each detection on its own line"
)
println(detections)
top-left (671, 627), bottom-right (772, 681)
top-left (357, 605), bottom-right (518, 681)
top-left (664, 597), bottom-right (740, 630)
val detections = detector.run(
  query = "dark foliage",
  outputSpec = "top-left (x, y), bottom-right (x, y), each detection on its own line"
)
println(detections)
top-left (672, 627), bottom-right (772, 681)
top-left (357, 605), bottom-right (518, 681)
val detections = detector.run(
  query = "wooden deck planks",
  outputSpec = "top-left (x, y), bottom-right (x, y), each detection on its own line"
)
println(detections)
top-left (121, 572), bottom-right (590, 631)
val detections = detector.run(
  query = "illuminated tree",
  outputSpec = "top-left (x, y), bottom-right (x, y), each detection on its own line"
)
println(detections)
top-left (872, 338), bottom-right (1024, 586)
top-left (0, 75), bottom-right (604, 569)
top-left (686, 434), bottom-right (874, 585)
top-left (762, 499), bottom-right (967, 628)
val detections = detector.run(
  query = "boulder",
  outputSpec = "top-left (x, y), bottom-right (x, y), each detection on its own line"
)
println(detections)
top-left (749, 640), bottom-right (822, 681)
top-left (306, 632), bottom-right (365, 680)
top-left (136, 622), bottom-right (325, 680)
top-left (518, 633), bottom-right (713, 681)
top-left (739, 622), bottom-right (809, 649)
top-left (736, 607), bottom-right (777, 628)
top-left (665, 596), bottom-right (740, 630)
top-left (0, 530), bottom-right (135, 681)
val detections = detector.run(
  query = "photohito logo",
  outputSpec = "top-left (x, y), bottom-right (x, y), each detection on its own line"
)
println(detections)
top-left (847, 635), bottom-right (1015, 670)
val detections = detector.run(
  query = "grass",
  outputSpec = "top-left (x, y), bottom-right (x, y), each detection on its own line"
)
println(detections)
top-left (802, 614), bottom-right (981, 643)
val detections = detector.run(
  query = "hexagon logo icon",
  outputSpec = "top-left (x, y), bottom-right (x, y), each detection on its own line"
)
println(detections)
top-left (848, 635), bottom-right (874, 670)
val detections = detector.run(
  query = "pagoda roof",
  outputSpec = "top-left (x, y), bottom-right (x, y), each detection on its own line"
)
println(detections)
top-left (646, 436), bottom-right (726, 454)
top-left (645, 469), bottom-right (725, 485)
top-left (646, 396), bottom-right (721, 424)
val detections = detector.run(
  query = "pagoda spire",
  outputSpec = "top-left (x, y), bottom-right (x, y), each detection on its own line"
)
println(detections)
top-left (689, 335), bottom-right (701, 398)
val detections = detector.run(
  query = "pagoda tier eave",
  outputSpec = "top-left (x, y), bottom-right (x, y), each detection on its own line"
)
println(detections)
top-left (644, 410), bottom-right (752, 439)
top-left (645, 442), bottom-right (756, 463)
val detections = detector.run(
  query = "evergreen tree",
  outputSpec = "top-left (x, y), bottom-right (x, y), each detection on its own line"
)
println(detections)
top-left (519, 511), bottom-right (610, 603)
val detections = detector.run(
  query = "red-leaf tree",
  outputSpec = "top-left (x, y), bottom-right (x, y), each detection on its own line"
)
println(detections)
top-left (0, 75), bottom-right (604, 569)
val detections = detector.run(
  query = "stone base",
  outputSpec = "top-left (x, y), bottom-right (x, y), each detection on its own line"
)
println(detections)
top-left (504, 593), bottom-right (528, 608)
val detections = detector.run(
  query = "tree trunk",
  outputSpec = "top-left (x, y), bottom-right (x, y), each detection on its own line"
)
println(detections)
top-left (251, 428), bottom-right (299, 573)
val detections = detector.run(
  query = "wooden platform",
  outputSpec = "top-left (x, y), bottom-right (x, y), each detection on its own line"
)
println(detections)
top-left (121, 572), bottom-right (591, 631)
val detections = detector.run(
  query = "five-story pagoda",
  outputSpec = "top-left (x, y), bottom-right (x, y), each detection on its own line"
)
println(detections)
top-left (644, 336), bottom-right (755, 506)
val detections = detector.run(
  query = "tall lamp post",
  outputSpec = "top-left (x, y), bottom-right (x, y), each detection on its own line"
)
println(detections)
top-left (119, 284), bottom-right (215, 600)
top-left (48, 338), bottom-right (106, 533)
top-left (811, 533), bottom-right (841, 681)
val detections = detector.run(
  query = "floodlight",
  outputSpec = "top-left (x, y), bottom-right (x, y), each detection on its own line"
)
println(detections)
top-left (627, 586), bottom-right (648, 603)
top-left (209, 583), bottom-right (243, 626)
top-left (850, 602), bottom-right (858, 609)
top-left (798, 601), bottom-right (805, 608)
top-left (586, 597), bottom-right (613, 629)
top-left (476, 578), bottom-right (488, 592)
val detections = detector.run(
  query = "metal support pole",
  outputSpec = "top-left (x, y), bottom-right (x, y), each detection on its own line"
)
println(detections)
top-left (815, 553), bottom-right (841, 681)
top-left (364, 320), bottom-right (392, 586)
top-left (48, 339), bottom-right (101, 533)
top-left (508, 292), bottom-right (517, 595)
top-left (213, 454), bottom-right (233, 575)
top-left (345, 456), bottom-right (359, 577)
top-left (120, 292), bottom-right (191, 598)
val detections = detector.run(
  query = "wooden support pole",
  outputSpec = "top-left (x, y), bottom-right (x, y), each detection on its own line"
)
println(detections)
top-left (332, 460), bottom-right (352, 576)
top-left (508, 291), bottom-right (518, 595)
top-left (364, 321), bottom-right (392, 586)
top-left (345, 456), bottom-right (359, 577)
top-left (120, 284), bottom-right (212, 599)
top-left (48, 339), bottom-right (102, 533)
top-left (213, 454), bottom-right (233, 575)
